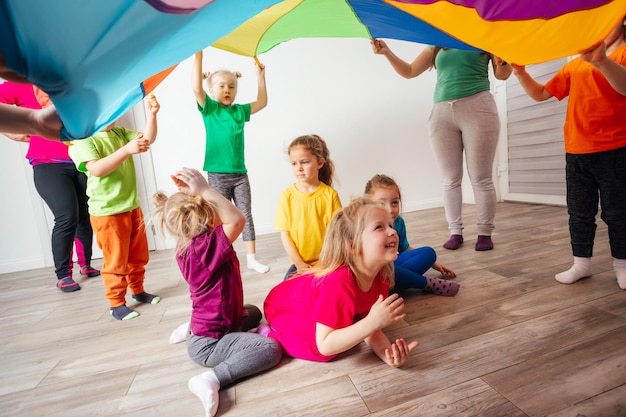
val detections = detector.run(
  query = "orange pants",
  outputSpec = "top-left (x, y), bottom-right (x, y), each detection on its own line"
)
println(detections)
top-left (90, 207), bottom-right (149, 307)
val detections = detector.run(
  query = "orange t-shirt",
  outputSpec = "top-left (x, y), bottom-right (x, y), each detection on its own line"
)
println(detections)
top-left (545, 44), bottom-right (626, 155)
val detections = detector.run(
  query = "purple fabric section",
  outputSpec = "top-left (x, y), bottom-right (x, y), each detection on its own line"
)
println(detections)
top-left (392, 0), bottom-right (613, 20)
top-left (143, 0), bottom-right (215, 14)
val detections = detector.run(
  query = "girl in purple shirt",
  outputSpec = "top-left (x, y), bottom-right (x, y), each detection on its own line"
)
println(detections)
top-left (153, 167), bottom-right (282, 417)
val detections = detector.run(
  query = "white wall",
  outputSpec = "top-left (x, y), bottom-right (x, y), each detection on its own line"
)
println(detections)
top-left (151, 39), bottom-right (442, 238)
top-left (1, 38), bottom-right (507, 271)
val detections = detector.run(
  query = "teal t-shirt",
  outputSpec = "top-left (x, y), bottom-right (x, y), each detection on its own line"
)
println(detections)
top-left (68, 127), bottom-right (140, 216)
top-left (198, 94), bottom-right (251, 174)
top-left (393, 215), bottom-right (410, 253)
top-left (433, 48), bottom-right (491, 103)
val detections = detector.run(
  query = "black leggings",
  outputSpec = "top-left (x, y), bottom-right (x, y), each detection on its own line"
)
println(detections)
top-left (33, 163), bottom-right (93, 279)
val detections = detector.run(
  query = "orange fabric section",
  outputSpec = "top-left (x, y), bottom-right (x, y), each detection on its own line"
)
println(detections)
top-left (143, 65), bottom-right (177, 95)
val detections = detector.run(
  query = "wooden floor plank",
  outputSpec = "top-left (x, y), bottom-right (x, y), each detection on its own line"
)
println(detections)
top-left (0, 202), bottom-right (624, 417)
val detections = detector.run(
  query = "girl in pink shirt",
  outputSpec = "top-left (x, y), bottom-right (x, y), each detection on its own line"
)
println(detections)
top-left (263, 197), bottom-right (419, 366)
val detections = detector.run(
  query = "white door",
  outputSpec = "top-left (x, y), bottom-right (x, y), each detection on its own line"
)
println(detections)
top-left (498, 59), bottom-right (568, 206)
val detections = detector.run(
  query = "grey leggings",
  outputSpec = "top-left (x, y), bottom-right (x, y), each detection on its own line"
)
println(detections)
top-left (428, 91), bottom-right (500, 236)
top-left (206, 172), bottom-right (256, 241)
top-left (186, 305), bottom-right (283, 387)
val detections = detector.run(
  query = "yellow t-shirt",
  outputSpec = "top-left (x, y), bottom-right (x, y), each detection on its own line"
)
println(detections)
top-left (274, 182), bottom-right (342, 265)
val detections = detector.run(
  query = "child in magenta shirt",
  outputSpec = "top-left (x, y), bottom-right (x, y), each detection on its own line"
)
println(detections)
top-left (154, 167), bottom-right (281, 417)
top-left (263, 197), bottom-right (419, 366)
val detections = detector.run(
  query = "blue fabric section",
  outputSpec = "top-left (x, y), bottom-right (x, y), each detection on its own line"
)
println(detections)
top-left (0, 0), bottom-right (280, 139)
top-left (350, 0), bottom-right (478, 51)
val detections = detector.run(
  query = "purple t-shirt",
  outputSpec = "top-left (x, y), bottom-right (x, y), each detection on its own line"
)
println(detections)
top-left (176, 225), bottom-right (245, 338)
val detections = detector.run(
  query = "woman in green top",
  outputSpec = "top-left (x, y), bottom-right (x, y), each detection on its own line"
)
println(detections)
top-left (372, 41), bottom-right (511, 252)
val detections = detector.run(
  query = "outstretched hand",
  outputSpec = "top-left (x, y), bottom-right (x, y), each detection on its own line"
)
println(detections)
top-left (371, 39), bottom-right (388, 55)
top-left (580, 41), bottom-right (608, 66)
top-left (384, 338), bottom-right (419, 368)
top-left (171, 167), bottom-right (210, 195)
top-left (433, 262), bottom-right (456, 278)
top-left (125, 133), bottom-right (151, 155)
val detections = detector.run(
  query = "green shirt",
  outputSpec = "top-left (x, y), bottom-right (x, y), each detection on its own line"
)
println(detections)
top-left (433, 48), bottom-right (491, 103)
top-left (198, 94), bottom-right (251, 173)
top-left (68, 127), bottom-right (140, 216)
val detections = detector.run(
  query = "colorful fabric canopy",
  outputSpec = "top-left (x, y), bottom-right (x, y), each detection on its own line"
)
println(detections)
top-left (0, 0), bottom-right (280, 140)
top-left (2, 0), bottom-right (624, 140)
top-left (212, 0), bottom-right (477, 57)
top-left (389, 0), bottom-right (626, 65)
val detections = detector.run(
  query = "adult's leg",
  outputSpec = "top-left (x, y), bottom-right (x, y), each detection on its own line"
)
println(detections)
top-left (33, 163), bottom-right (80, 279)
top-left (455, 92), bottom-right (499, 238)
top-left (428, 102), bottom-right (465, 240)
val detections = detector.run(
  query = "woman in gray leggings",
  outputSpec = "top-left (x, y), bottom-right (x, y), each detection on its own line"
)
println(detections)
top-left (372, 41), bottom-right (512, 251)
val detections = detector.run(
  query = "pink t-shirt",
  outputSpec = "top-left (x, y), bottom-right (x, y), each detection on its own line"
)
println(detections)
top-left (176, 225), bottom-right (245, 339)
top-left (0, 81), bottom-right (71, 164)
top-left (263, 265), bottom-right (389, 362)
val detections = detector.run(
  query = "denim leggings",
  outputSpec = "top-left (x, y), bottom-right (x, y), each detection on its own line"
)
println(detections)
top-left (566, 147), bottom-right (626, 259)
top-left (394, 246), bottom-right (437, 290)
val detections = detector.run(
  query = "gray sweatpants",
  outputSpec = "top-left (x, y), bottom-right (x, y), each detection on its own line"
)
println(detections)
top-left (186, 305), bottom-right (283, 387)
top-left (428, 91), bottom-right (499, 236)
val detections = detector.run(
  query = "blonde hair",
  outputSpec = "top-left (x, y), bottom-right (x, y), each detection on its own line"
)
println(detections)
top-left (152, 190), bottom-right (218, 254)
top-left (203, 70), bottom-right (241, 88)
top-left (310, 197), bottom-right (394, 288)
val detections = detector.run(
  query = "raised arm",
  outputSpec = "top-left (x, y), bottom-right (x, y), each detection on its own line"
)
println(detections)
top-left (250, 62), bottom-right (267, 114)
top-left (371, 39), bottom-right (432, 79)
top-left (511, 65), bottom-right (554, 102)
top-left (0, 103), bottom-right (62, 140)
top-left (191, 51), bottom-right (207, 107)
top-left (172, 167), bottom-right (245, 243)
top-left (491, 55), bottom-right (513, 80)
top-left (581, 42), bottom-right (626, 95)
top-left (142, 94), bottom-right (159, 144)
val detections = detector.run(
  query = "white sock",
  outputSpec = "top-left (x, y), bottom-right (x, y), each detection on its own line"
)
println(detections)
top-left (188, 369), bottom-right (220, 417)
top-left (555, 256), bottom-right (592, 284)
top-left (169, 322), bottom-right (189, 344)
top-left (247, 254), bottom-right (269, 273)
top-left (613, 258), bottom-right (626, 290)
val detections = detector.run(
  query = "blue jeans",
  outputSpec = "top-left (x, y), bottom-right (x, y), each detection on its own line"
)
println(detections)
top-left (566, 146), bottom-right (626, 259)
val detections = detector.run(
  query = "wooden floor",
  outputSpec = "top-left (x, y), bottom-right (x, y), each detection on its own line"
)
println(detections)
top-left (1, 202), bottom-right (625, 417)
